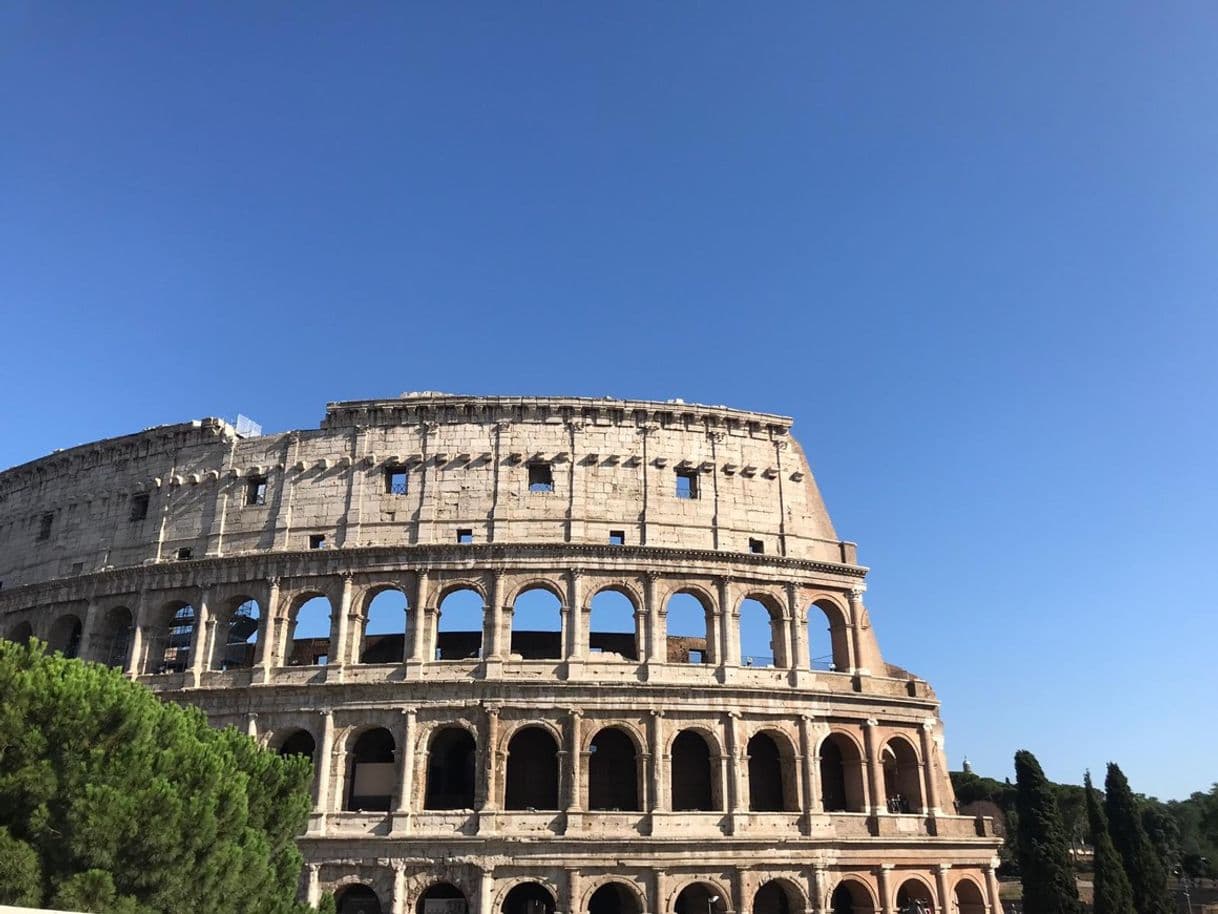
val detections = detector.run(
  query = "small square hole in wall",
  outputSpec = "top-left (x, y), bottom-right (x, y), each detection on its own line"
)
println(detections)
top-left (309, 534), bottom-right (326, 550)
top-left (37, 513), bottom-right (53, 541)
top-left (71, 562), bottom-right (84, 576)
top-left (609, 530), bottom-right (625, 546)
top-left (528, 463), bottom-right (554, 493)
top-left (246, 476), bottom-right (268, 506)
top-left (688, 649), bottom-right (704, 664)
top-left (129, 493), bottom-right (150, 522)
top-left (675, 468), bottom-right (699, 499)
top-left (176, 547), bottom-right (193, 561)
top-left (386, 468), bottom-right (408, 495)
top-left (314, 653), bottom-right (328, 666)
top-left (457, 528), bottom-right (474, 544)
top-left (748, 538), bottom-right (764, 554)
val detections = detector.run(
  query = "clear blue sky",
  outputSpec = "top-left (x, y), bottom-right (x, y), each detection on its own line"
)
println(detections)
top-left (2, 4), bottom-right (1215, 800)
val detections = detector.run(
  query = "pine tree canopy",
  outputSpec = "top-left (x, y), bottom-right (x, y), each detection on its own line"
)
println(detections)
top-left (1014, 750), bottom-right (1083, 914)
top-left (0, 639), bottom-right (315, 914)
top-left (1084, 771), bottom-right (1135, 914)
top-left (1104, 763), bottom-right (1173, 914)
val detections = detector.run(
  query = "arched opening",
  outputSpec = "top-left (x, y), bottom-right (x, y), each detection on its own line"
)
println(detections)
top-left (588, 883), bottom-right (641, 914)
top-left (156, 602), bottom-right (196, 673)
top-left (588, 589), bottom-right (637, 660)
top-left (99, 607), bottom-right (133, 668)
top-left (288, 595), bottom-right (332, 666)
top-left (830, 880), bottom-right (875, 914)
top-left (752, 881), bottom-right (796, 914)
top-left (278, 729), bottom-right (316, 759)
top-left (808, 599), bottom-right (851, 672)
top-left (501, 883), bottom-right (555, 914)
top-left (416, 883), bottom-right (467, 914)
top-left (217, 598), bottom-right (259, 670)
top-left (5, 620), bottom-right (34, 646)
top-left (360, 588), bottom-right (408, 664)
top-left (747, 732), bottom-right (791, 812)
top-left (953, 880), bottom-right (985, 914)
top-left (881, 737), bottom-right (923, 814)
top-left (895, 879), bottom-right (935, 914)
top-left (346, 728), bottom-right (396, 812)
top-left (588, 727), bottom-right (639, 811)
top-left (674, 884), bottom-right (726, 914)
top-left (738, 597), bottom-right (781, 667)
top-left (436, 588), bottom-right (483, 660)
top-left (337, 884), bottom-right (383, 914)
top-left (820, 733), bottom-right (866, 813)
top-left (665, 591), bottom-right (713, 664)
top-left (671, 729), bottom-right (717, 811)
top-left (511, 587), bottom-right (562, 660)
top-left (48, 614), bottom-right (83, 659)
top-left (425, 727), bottom-right (477, 809)
top-left (504, 726), bottom-right (559, 810)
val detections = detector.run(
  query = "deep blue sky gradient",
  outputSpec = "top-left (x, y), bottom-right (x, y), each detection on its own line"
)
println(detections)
top-left (2, 4), bottom-right (1216, 799)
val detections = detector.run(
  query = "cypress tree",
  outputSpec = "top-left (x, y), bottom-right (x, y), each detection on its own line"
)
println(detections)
top-left (1084, 771), bottom-right (1135, 914)
top-left (1104, 763), bottom-right (1173, 914)
top-left (1014, 750), bottom-right (1083, 914)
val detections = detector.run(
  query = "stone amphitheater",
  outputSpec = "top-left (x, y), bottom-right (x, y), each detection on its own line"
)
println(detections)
top-left (0, 393), bottom-right (1002, 914)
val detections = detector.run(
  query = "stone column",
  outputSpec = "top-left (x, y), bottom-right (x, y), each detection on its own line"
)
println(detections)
top-left (799, 716), bottom-right (820, 822)
top-left (246, 713), bottom-right (258, 740)
top-left (253, 577), bottom-right (280, 681)
top-left (877, 865), bottom-right (893, 914)
top-left (310, 710), bottom-right (335, 833)
top-left (934, 866), bottom-right (951, 914)
top-left (76, 597), bottom-right (99, 662)
top-left (847, 588), bottom-right (867, 675)
top-left (188, 587), bottom-right (213, 685)
top-left (716, 577), bottom-right (736, 671)
top-left (645, 572), bottom-right (664, 665)
top-left (479, 865), bottom-right (495, 914)
top-left (725, 712), bottom-right (743, 820)
top-left (126, 589), bottom-right (149, 676)
top-left (811, 867), bottom-right (828, 914)
top-left (787, 582), bottom-right (809, 671)
top-left (394, 709), bottom-right (416, 830)
top-left (392, 862), bottom-right (407, 914)
top-left (567, 570), bottom-right (586, 658)
top-left (408, 568), bottom-right (430, 664)
top-left (863, 720), bottom-right (885, 816)
top-left (306, 864), bottom-right (321, 907)
top-left (566, 869), bottom-right (581, 914)
top-left (483, 705), bottom-right (501, 814)
top-left (650, 710), bottom-right (667, 813)
top-left (652, 870), bottom-right (667, 914)
top-left (920, 721), bottom-right (942, 816)
top-left (486, 572), bottom-right (505, 661)
top-left (985, 864), bottom-right (1003, 914)
top-left (327, 574), bottom-right (354, 681)
top-left (566, 709), bottom-right (583, 812)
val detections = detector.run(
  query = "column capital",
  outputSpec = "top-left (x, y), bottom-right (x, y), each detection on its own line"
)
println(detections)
top-left (848, 586), bottom-right (865, 600)
top-left (864, 718), bottom-right (880, 728)
top-left (879, 863), bottom-right (894, 872)
top-left (936, 864), bottom-right (952, 874)
top-left (402, 707), bottom-right (417, 721)
top-left (650, 709), bottom-right (665, 719)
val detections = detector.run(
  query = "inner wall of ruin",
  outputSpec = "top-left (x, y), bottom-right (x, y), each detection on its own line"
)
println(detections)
top-left (0, 394), bottom-right (1002, 914)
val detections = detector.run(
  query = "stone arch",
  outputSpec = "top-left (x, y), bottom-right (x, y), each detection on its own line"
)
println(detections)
top-left (97, 606), bottom-right (133, 668)
top-left (425, 725), bottom-right (478, 809)
top-left (500, 881), bottom-right (556, 914)
top-left (284, 592), bottom-right (333, 667)
top-left (670, 728), bottom-right (722, 812)
top-left (48, 613), bottom-right (83, 659)
top-left (504, 725), bottom-right (560, 810)
top-left (587, 725), bottom-right (641, 811)
top-left (415, 881), bottom-right (469, 914)
top-left (5, 619), bottom-right (34, 646)
top-left (511, 586), bottom-right (563, 660)
top-left (818, 731), bottom-right (867, 813)
top-left (893, 876), bottom-right (936, 913)
top-left (747, 729), bottom-right (798, 812)
top-left (753, 879), bottom-right (805, 914)
top-left (435, 578), bottom-right (489, 604)
top-left (274, 728), bottom-right (317, 760)
top-left (213, 595), bottom-right (261, 670)
top-left (504, 577), bottom-right (565, 607)
top-left (436, 587), bottom-right (484, 661)
top-left (829, 877), bottom-right (877, 914)
top-left (881, 735), bottom-right (924, 814)
top-left (588, 586), bottom-right (638, 660)
top-left (952, 877), bottom-right (985, 914)
top-left (671, 880), bottom-right (730, 914)
top-left (345, 726), bottom-right (396, 812)
top-left (359, 586), bottom-right (409, 664)
top-left (336, 883), bottom-right (384, 914)
top-left (738, 592), bottom-right (786, 668)
top-left (665, 589), bottom-right (715, 665)
top-left (152, 599), bottom-right (198, 674)
top-left (584, 880), bottom-right (645, 914)
top-left (806, 595), bottom-right (852, 672)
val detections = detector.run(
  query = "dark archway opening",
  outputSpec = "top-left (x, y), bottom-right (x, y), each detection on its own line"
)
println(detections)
top-left (753, 882), bottom-right (793, 914)
top-left (820, 735), bottom-right (864, 813)
top-left (219, 599), bottom-right (259, 669)
top-left (895, 880), bottom-right (934, 914)
top-left (337, 885), bottom-right (383, 914)
top-left (504, 727), bottom-right (559, 810)
top-left (747, 732), bottom-right (785, 812)
top-left (346, 728), bottom-right (396, 812)
top-left (954, 881), bottom-right (985, 914)
top-left (425, 728), bottom-right (477, 809)
top-left (279, 729), bottom-right (316, 760)
top-left (882, 738), bottom-right (923, 814)
top-left (588, 727), bottom-right (639, 811)
top-left (501, 883), bottom-right (555, 914)
top-left (100, 608), bottom-right (133, 668)
top-left (416, 883), bottom-right (468, 914)
top-left (588, 884), bottom-right (641, 914)
top-left (830, 883), bottom-right (874, 914)
top-left (157, 603), bottom-right (196, 673)
top-left (671, 730), bottom-right (715, 811)
top-left (49, 615), bottom-right (82, 659)
top-left (674, 884), bottom-right (726, 914)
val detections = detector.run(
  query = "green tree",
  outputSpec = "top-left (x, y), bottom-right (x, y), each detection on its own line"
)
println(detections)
top-left (0, 639), bottom-right (315, 914)
top-left (1084, 772), bottom-right (1135, 914)
top-left (1014, 750), bottom-right (1082, 914)
top-left (1104, 763), bottom-right (1172, 914)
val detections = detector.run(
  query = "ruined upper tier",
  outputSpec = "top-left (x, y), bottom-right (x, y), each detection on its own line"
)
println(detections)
top-left (0, 394), bottom-right (857, 589)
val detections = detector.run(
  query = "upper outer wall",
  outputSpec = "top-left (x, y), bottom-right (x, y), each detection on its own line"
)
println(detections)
top-left (0, 395), bottom-right (856, 589)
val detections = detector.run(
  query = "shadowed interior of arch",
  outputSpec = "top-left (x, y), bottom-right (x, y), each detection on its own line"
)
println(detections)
top-left (48, 613), bottom-right (82, 659)
top-left (416, 883), bottom-right (467, 914)
top-left (587, 883), bottom-right (641, 914)
top-left (346, 728), bottom-right (396, 811)
top-left (437, 588), bottom-right (483, 660)
top-left (895, 879), bottom-right (934, 912)
top-left (504, 726), bottom-right (560, 810)
top-left (954, 879), bottom-right (985, 914)
top-left (360, 588), bottom-right (408, 663)
top-left (337, 883), bottom-right (383, 914)
top-left (501, 882), bottom-right (555, 914)
top-left (671, 729), bottom-right (719, 811)
top-left (752, 881), bottom-right (795, 914)
top-left (511, 587), bottom-right (562, 659)
top-left (830, 880), bottom-right (875, 914)
top-left (100, 607), bottom-right (132, 668)
top-left (820, 734), bottom-right (866, 813)
top-left (674, 884), bottom-right (726, 914)
top-left (587, 727), bottom-right (639, 811)
top-left (156, 602), bottom-right (196, 673)
top-left (881, 737), bottom-right (923, 814)
top-left (217, 598), bottom-right (259, 669)
top-left (425, 727), bottom-right (477, 809)
top-left (747, 731), bottom-right (793, 812)
top-left (665, 592), bottom-right (711, 664)
top-left (588, 589), bottom-right (637, 659)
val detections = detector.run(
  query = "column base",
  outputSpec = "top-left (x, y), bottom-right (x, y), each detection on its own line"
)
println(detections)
top-left (306, 812), bottom-right (328, 836)
top-left (482, 657), bottom-right (504, 679)
top-left (390, 812), bottom-right (413, 835)
top-left (325, 663), bottom-right (346, 684)
top-left (564, 810), bottom-right (583, 832)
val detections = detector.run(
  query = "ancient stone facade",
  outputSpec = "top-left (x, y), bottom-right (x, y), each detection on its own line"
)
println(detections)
top-left (0, 394), bottom-right (1002, 914)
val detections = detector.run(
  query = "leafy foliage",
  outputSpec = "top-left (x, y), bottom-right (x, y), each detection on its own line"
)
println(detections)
top-left (1013, 750), bottom-right (1083, 914)
top-left (1104, 763), bottom-right (1172, 914)
top-left (1084, 771), bottom-right (1135, 914)
top-left (0, 639), bottom-right (315, 914)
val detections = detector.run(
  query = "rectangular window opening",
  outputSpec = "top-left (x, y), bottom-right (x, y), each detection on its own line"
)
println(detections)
top-left (609, 530), bottom-right (625, 546)
top-left (246, 476), bottom-right (268, 506)
top-left (71, 562), bottom-right (84, 576)
top-left (748, 537), bottom-right (765, 554)
top-left (37, 513), bottom-right (53, 541)
top-left (456, 528), bottom-right (474, 544)
top-left (129, 493), bottom-right (150, 522)
top-left (675, 469), bottom-right (699, 500)
top-left (528, 463), bottom-right (554, 493)
top-left (309, 534), bottom-right (326, 550)
top-left (688, 649), bottom-right (704, 664)
top-left (386, 468), bottom-right (408, 496)
top-left (176, 547), bottom-right (193, 561)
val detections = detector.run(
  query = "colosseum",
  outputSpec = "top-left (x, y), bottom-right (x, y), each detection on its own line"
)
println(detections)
top-left (0, 393), bottom-right (1002, 914)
